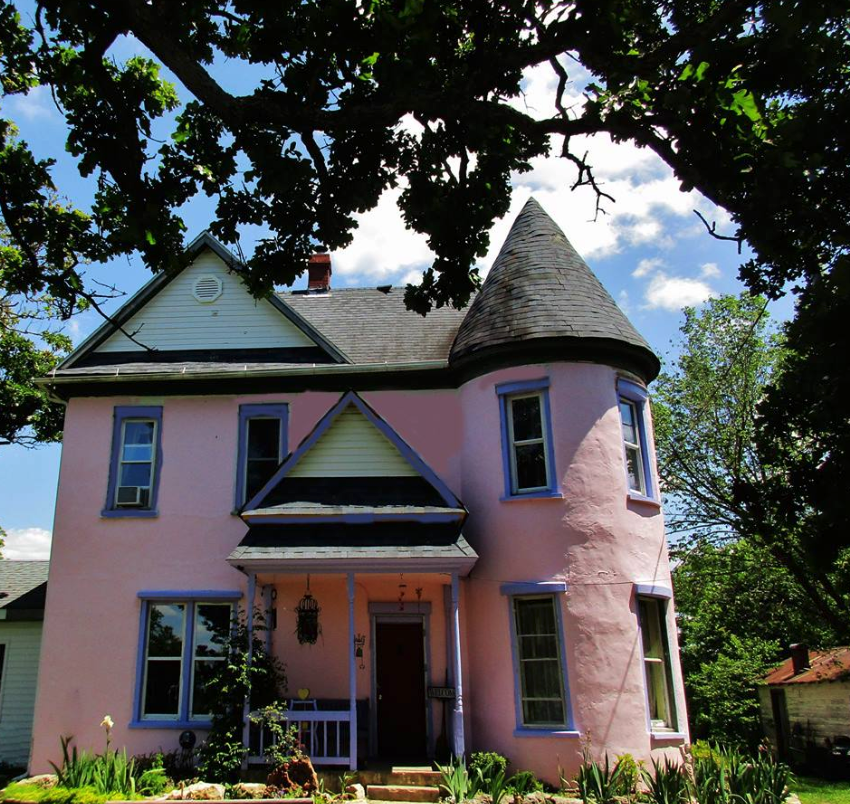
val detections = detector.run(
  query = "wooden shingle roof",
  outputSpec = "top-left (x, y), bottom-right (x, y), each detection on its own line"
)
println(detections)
top-left (450, 198), bottom-right (659, 380)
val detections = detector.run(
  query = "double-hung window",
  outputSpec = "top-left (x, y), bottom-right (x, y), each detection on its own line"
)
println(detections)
top-left (496, 379), bottom-right (557, 498)
top-left (104, 406), bottom-right (163, 516)
top-left (134, 593), bottom-right (239, 727)
top-left (617, 379), bottom-right (656, 502)
top-left (236, 404), bottom-right (288, 508)
top-left (502, 581), bottom-right (574, 734)
top-left (637, 594), bottom-right (678, 732)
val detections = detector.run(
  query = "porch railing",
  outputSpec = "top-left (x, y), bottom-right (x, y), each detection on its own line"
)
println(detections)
top-left (248, 710), bottom-right (352, 767)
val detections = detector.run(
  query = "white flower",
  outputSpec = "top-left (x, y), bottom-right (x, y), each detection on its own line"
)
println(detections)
top-left (101, 715), bottom-right (114, 730)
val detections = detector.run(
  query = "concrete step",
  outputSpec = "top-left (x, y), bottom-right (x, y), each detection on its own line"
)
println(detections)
top-left (366, 784), bottom-right (441, 802)
top-left (358, 767), bottom-right (440, 787)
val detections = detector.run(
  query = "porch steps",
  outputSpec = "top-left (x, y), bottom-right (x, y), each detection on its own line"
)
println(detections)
top-left (363, 766), bottom-right (441, 803)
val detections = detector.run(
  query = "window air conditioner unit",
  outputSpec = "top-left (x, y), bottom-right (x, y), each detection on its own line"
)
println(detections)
top-left (116, 486), bottom-right (144, 506)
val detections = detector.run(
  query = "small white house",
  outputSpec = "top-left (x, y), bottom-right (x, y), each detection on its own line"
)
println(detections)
top-left (0, 561), bottom-right (48, 769)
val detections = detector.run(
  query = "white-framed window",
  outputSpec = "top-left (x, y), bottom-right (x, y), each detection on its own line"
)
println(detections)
top-left (236, 404), bottom-right (288, 508)
top-left (512, 595), bottom-right (568, 728)
top-left (638, 596), bottom-right (678, 731)
top-left (619, 397), bottom-right (645, 495)
top-left (496, 379), bottom-right (557, 498)
top-left (138, 600), bottom-right (232, 723)
top-left (617, 379), bottom-right (657, 501)
top-left (104, 406), bottom-right (163, 516)
top-left (116, 419), bottom-right (158, 507)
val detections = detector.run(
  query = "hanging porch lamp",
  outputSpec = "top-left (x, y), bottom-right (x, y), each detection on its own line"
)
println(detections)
top-left (295, 575), bottom-right (321, 644)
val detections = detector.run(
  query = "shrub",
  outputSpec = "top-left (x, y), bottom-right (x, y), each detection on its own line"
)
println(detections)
top-left (469, 752), bottom-right (509, 782)
top-left (506, 770), bottom-right (542, 798)
top-left (196, 610), bottom-right (288, 784)
top-left (614, 754), bottom-right (642, 798)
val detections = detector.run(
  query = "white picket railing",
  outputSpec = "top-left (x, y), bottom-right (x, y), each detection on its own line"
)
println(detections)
top-left (248, 710), bottom-right (352, 767)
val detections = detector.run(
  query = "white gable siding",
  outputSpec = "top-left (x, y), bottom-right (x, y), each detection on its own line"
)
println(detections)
top-left (290, 406), bottom-right (419, 477)
top-left (0, 621), bottom-right (43, 767)
top-left (96, 251), bottom-right (316, 352)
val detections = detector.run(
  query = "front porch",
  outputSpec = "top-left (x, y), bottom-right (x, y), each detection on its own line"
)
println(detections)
top-left (238, 567), bottom-right (473, 771)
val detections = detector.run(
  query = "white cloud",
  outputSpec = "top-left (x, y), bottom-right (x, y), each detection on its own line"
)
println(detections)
top-left (644, 273), bottom-right (717, 311)
top-left (336, 62), bottom-right (727, 289)
top-left (700, 262), bottom-right (721, 278)
top-left (2, 527), bottom-right (52, 560)
top-left (3, 85), bottom-right (57, 122)
top-left (633, 257), bottom-right (665, 278)
top-left (333, 187), bottom-right (434, 284)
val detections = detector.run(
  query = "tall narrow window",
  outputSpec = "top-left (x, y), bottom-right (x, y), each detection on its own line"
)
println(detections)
top-left (142, 603), bottom-right (185, 719)
top-left (190, 603), bottom-right (231, 719)
top-left (619, 398), bottom-right (645, 494)
top-left (638, 596), bottom-right (678, 731)
top-left (236, 404), bottom-right (288, 508)
top-left (104, 406), bottom-right (163, 516)
top-left (116, 419), bottom-right (157, 507)
top-left (512, 596), bottom-right (567, 727)
top-left (136, 596), bottom-right (237, 727)
top-left (617, 379), bottom-right (657, 502)
top-left (496, 379), bottom-right (557, 498)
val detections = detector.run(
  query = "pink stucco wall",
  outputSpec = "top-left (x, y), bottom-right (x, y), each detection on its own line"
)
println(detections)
top-left (31, 362), bottom-right (685, 782)
top-left (460, 362), bottom-right (687, 779)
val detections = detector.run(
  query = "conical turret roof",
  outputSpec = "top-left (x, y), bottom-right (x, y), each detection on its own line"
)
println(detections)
top-left (450, 198), bottom-right (659, 381)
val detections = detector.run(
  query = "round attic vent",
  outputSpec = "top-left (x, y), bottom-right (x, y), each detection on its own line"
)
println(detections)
top-left (192, 275), bottom-right (223, 303)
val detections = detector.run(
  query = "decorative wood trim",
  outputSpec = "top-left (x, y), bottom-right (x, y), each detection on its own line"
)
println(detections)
top-left (242, 391), bottom-right (464, 513)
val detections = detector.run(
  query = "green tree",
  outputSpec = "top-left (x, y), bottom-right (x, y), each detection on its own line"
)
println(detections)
top-left (1, 0), bottom-right (848, 604)
top-left (673, 539), bottom-right (836, 746)
top-left (653, 293), bottom-right (784, 544)
top-left (653, 294), bottom-right (845, 743)
top-left (0, 0), bottom-right (847, 312)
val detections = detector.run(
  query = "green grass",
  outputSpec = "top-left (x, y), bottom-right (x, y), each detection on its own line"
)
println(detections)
top-left (794, 776), bottom-right (850, 804)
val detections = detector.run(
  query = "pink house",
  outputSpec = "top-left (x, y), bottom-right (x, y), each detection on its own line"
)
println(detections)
top-left (31, 198), bottom-right (687, 782)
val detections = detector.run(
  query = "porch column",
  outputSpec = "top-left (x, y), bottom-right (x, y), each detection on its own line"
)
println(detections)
top-left (262, 584), bottom-right (273, 654)
top-left (347, 572), bottom-right (357, 771)
top-left (241, 571), bottom-right (257, 769)
top-left (450, 572), bottom-right (466, 757)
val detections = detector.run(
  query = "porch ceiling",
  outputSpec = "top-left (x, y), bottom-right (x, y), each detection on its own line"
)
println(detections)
top-left (227, 521), bottom-right (478, 575)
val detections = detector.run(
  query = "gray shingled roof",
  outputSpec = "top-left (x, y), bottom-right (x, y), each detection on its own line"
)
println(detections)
top-left (450, 197), bottom-right (657, 373)
top-left (0, 560), bottom-right (49, 610)
top-left (228, 533), bottom-right (477, 572)
top-left (284, 288), bottom-right (468, 364)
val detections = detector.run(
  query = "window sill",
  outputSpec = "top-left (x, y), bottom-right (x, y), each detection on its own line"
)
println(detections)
top-left (501, 491), bottom-right (564, 502)
top-left (129, 719), bottom-right (212, 730)
top-left (649, 731), bottom-right (687, 741)
top-left (514, 728), bottom-right (580, 739)
top-left (627, 491), bottom-right (661, 509)
top-left (101, 509), bottom-right (159, 519)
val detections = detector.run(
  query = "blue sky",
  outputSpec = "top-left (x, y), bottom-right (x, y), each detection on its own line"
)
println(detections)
top-left (0, 31), bottom-right (794, 558)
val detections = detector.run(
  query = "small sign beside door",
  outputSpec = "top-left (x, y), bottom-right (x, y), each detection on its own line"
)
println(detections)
top-left (428, 686), bottom-right (456, 700)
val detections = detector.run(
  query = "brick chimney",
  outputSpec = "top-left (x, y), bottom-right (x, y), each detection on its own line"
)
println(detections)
top-left (308, 253), bottom-right (331, 290)
top-left (790, 643), bottom-right (810, 676)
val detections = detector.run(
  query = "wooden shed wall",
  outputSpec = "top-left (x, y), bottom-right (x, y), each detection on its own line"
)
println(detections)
top-left (760, 681), bottom-right (850, 754)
